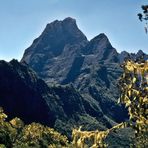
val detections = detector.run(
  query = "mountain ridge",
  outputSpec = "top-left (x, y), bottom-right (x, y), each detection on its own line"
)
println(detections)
top-left (21, 18), bottom-right (147, 125)
top-left (21, 17), bottom-right (131, 125)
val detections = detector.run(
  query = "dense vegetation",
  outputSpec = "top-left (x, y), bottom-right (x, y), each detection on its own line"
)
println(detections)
top-left (0, 107), bottom-right (69, 148)
top-left (119, 58), bottom-right (148, 147)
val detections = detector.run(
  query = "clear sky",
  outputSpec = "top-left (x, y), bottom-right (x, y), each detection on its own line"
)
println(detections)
top-left (0, 0), bottom-right (147, 61)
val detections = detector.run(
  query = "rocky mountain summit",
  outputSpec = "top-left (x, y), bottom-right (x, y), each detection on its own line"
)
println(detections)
top-left (21, 17), bottom-right (131, 125)
top-left (21, 18), bottom-right (147, 127)
top-left (21, 18), bottom-right (148, 129)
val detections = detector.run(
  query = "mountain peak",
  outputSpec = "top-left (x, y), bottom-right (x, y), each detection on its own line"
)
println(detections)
top-left (82, 33), bottom-right (114, 56)
top-left (118, 49), bottom-right (148, 63)
top-left (94, 33), bottom-right (108, 39)
top-left (137, 49), bottom-right (144, 55)
top-left (63, 17), bottom-right (76, 23)
top-left (46, 17), bottom-right (77, 29)
top-left (90, 33), bottom-right (111, 46)
top-left (38, 17), bottom-right (87, 46)
top-left (21, 17), bottom-right (88, 63)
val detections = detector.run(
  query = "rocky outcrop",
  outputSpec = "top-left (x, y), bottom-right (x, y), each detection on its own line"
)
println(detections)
top-left (118, 50), bottom-right (147, 63)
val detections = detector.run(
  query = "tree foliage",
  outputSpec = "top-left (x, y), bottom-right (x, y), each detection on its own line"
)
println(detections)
top-left (72, 123), bottom-right (126, 148)
top-left (138, 5), bottom-right (148, 33)
top-left (119, 58), bottom-right (148, 147)
top-left (0, 108), bottom-right (69, 148)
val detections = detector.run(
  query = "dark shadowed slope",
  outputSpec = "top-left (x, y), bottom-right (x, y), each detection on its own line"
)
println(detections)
top-left (0, 59), bottom-right (55, 126)
top-left (0, 59), bottom-right (115, 138)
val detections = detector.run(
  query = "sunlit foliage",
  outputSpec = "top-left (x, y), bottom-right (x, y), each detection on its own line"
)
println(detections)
top-left (72, 122), bottom-right (127, 148)
top-left (119, 58), bottom-right (148, 147)
top-left (0, 108), bottom-right (69, 148)
top-left (14, 123), bottom-right (68, 148)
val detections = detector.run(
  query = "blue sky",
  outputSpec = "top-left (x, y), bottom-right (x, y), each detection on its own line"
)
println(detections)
top-left (0, 0), bottom-right (147, 61)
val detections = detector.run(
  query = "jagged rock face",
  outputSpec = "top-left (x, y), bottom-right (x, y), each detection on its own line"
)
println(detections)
top-left (21, 18), bottom-right (129, 127)
top-left (118, 51), bottom-right (129, 63)
top-left (118, 50), bottom-right (148, 63)
top-left (22, 17), bottom-right (87, 59)
top-left (21, 18), bottom-right (119, 85)
top-left (21, 17), bottom-right (88, 82)
top-left (81, 33), bottom-right (118, 62)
